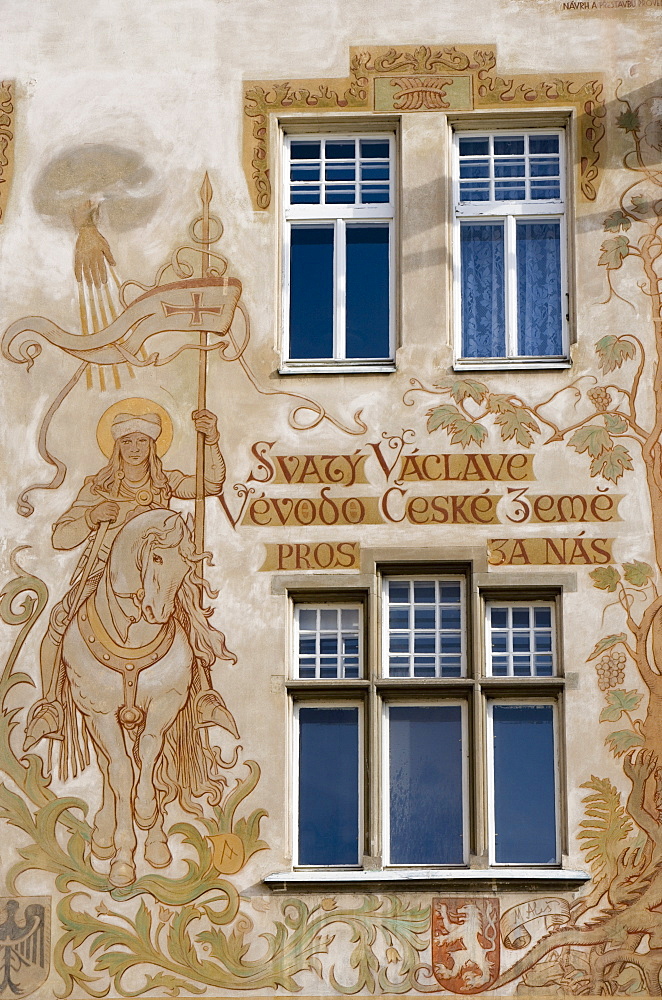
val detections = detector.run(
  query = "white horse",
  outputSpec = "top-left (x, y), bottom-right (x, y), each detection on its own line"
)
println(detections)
top-left (60, 508), bottom-right (237, 888)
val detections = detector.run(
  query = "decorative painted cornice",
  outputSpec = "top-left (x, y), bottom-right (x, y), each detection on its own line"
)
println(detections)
top-left (243, 45), bottom-right (605, 210)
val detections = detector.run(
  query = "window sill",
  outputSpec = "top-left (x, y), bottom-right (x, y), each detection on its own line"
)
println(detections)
top-left (264, 866), bottom-right (589, 893)
top-left (453, 358), bottom-right (571, 372)
top-left (279, 361), bottom-right (396, 376)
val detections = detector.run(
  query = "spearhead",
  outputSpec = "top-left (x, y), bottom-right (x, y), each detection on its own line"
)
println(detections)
top-left (200, 172), bottom-right (213, 209)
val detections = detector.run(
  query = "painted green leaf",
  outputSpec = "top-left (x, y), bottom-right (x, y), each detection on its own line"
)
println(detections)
top-left (631, 194), bottom-right (649, 215)
top-left (494, 407), bottom-right (540, 448)
top-left (587, 633), bottom-right (628, 661)
top-left (617, 109), bottom-right (641, 132)
top-left (486, 394), bottom-right (516, 415)
top-left (590, 566), bottom-right (621, 592)
top-left (623, 560), bottom-right (654, 587)
top-left (578, 775), bottom-right (632, 883)
top-left (449, 416), bottom-right (488, 448)
top-left (598, 236), bottom-right (630, 269)
top-left (595, 335), bottom-right (637, 373)
top-left (427, 404), bottom-right (462, 433)
top-left (605, 729), bottom-right (645, 757)
top-left (569, 425), bottom-right (613, 458)
top-left (435, 377), bottom-right (489, 404)
top-left (603, 210), bottom-right (632, 233)
top-left (599, 689), bottom-right (643, 722)
top-left (604, 412), bottom-right (628, 435)
top-left (590, 444), bottom-right (634, 483)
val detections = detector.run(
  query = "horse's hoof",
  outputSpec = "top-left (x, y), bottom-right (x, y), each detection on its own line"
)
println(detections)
top-left (109, 861), bottom-right (135, 888)
top-left (91, 837), bottom-right (115, 860)
top-left (145, 840), bottom-right (171, 868)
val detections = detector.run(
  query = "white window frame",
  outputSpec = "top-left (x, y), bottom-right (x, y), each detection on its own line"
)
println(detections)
top-left (294, 602), bottom-right (364, 679)
top-left (485, 599), bottom-right (557, 677)
top-left (486, 698), bottom-right (561, 867)
top-left (381, 575), bottom-right (467, 679)
top-left (281, 131), bottom-right (396, 373)
top-left (382, 698), bottom-right (470, 867)
top-left (293, 700), bottom-right (364, 869)
top-left (452, 128), bottom-right (569, 370)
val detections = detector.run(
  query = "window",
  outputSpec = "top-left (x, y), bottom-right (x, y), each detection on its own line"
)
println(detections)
top-left (453, 129), bottom-right (568, 367)
top-left (290, 586), bottom-right (562, 871)
top-left (282, 133), bottom-right (395, 370)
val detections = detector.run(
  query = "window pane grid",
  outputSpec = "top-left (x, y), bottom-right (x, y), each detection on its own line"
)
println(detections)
top-left (459, 133), bottom-right (561, 204)
top-left (487, 603), bottom-right (555, 676)
top-left (386, 579), bottom-right (464, 677)
top-left (296, 605), bottom-right (362, 678)
top-left (289, 137), bottom-right (391, 207)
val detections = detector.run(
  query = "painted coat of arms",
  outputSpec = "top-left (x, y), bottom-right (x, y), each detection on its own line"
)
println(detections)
top-left (0, 897), bottom-right (49, 998)
top-left (432, 897), bottom-right (500, 994)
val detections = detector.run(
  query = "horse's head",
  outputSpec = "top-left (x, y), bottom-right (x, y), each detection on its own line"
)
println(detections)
top-left (109, 509), bottom-right (197, 624)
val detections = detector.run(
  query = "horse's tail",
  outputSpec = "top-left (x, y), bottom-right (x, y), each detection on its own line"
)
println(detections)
top-left (154, 667), bottom-right (229, 815)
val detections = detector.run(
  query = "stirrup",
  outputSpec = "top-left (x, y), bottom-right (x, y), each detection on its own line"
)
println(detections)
top-left (23, 700), bottom-right (64, 750)
top-left (194, 690), bottom-right (240, 738)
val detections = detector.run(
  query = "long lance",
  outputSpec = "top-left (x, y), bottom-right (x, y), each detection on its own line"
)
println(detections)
top-left (194, 173), bottom-right (213, 558)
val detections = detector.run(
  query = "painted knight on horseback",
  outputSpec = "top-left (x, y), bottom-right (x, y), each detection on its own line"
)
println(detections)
top-left (25, 404), bottom-right (237, 750)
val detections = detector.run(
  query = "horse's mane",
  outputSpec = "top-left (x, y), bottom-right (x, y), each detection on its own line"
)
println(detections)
top-left (135, 513), bottom-right (238, 814)
top-left (137, 515), bottom-right (236, 667)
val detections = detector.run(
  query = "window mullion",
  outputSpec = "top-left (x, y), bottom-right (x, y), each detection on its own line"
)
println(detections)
top-left (335, 218), bottom-right (347, 360)
top-left (505, 214), bottom-right (518, 357)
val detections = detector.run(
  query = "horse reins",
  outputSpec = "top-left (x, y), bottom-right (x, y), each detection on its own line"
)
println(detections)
top-left (78, 595), bottom-right (176, 731)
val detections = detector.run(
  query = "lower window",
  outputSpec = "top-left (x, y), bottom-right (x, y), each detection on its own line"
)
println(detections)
top-left (291, 588), bottom-right (562, 870)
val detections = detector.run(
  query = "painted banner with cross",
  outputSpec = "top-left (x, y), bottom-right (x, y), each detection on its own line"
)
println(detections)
top-left (2, 275), bottom-right (243, 369)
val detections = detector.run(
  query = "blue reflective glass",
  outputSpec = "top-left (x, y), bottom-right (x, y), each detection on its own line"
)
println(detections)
top-left (491, 608), bottom-right (508, 628)
top-left (346, 225), bottom-right (390, 359)
top-left (512, 631), bottom-right (530, 652)
top-left (290, 141), bottom-right (321, 160)
top-left (494, 137), bottom-right (524, 155)
top-left (390, 634), bottom-right (410, 653)
top-left (325, 165), bottom-right (355, 181)
top-left (289, 227), bottom-right (334, 359)
top-left (326, 141), bottom-right (355, 159)
top-left (492, 704), bottom-right (556, 863)
top-left (414, 607), bottom-right (435, 629)
top-left (441, 608), bottom-right (461, 629)
top-left (414, 582), bottom-right (435, 603)
top-left (298, 708), bottom-right (359, 865)
top-left (441, 658), bottom-right (462, 677)
top-left (534, 633), bottom-right (552, 652)
top-left (461, 223), bottom-right (505, 358)
top-left (495, 160), bottom-right (525, 177)
top-left (535, 655), bottom-right (554, 676)
top-left (491, 633), bottom-right (508, 653)
top-left (361, 139), bottom-right (390, 158)
top-left (534, 607), bottom-right (552, 627)
top-left (389, 606), bottom-right (409, 629)
top-left (389, 706), bottom-right (464, 864)
top-left (459, 137), bottom-right (489, 156)
top-left (414, 633), bottom-right (435, 653)
top-left (513, 656), bottom-right (532, 676)
top-left (516, 221), bottom-right (562, 356)
top-left (389, 582), bottom-right (409, 602)
top-left (529, 135), bottom-right (559, 154)
top-left (512, 608), bottom-right (530, 627)
top-left (492, 657), bottom-right (508, 676)
top-left (440, 584), bottom-right (461, 603)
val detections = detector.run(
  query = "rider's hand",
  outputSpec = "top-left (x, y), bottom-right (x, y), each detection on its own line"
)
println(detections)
top-left (192, 409), bottom-right (219, 445)
top-left (90, 501), bottom-right (120, 525)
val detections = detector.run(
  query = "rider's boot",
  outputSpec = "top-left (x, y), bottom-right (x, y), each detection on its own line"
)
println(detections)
top-left (24, 699), bottom-right (65, 750)
top-left (23, 633), bottom-right (65, 750)
top-left (194, 689), bottom-right (240, 738)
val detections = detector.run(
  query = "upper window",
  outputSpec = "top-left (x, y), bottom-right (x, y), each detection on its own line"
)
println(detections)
top-left (282, 133), bottom-right (395, 370)
top-left (453, 130), bottom-right (568, 367)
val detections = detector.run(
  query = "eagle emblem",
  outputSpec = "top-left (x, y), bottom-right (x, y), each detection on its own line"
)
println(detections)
top-left (0, 897), bottom-right (50, 997)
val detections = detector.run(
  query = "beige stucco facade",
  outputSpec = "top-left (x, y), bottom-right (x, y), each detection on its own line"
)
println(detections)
top-left (0, 2), bottom-right (661, 996)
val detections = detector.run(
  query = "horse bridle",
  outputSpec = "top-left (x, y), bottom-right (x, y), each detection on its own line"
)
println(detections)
top-left (78, 595), bottom-right (176, 731)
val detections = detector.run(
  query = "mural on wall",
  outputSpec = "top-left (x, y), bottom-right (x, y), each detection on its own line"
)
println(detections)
top-left (0, 74), bottom-right (661, 995)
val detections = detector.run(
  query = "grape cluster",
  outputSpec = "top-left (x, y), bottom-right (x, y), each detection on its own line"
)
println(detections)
top-left (588, 386), bottom-right (613, 412)
top-left (596, 652), bottom-right (627, 690)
